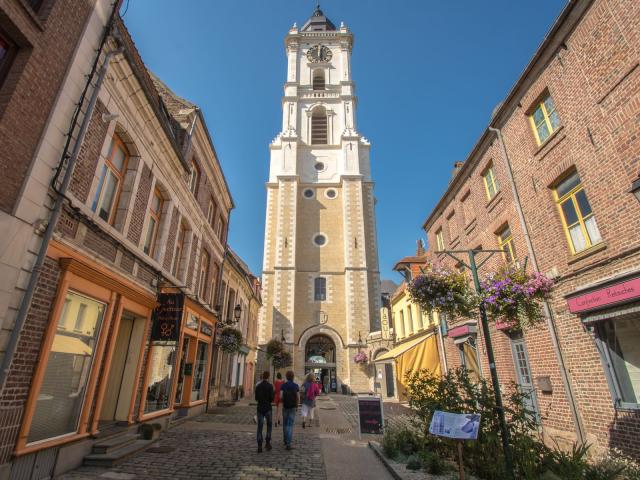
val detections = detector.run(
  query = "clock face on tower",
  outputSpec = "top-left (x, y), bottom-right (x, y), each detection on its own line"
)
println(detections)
top-left (307, 45), bottom-right (333, 63)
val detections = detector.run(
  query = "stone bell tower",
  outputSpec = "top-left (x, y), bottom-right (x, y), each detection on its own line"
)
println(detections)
top-left (259, 5), bottom-right (381, 393)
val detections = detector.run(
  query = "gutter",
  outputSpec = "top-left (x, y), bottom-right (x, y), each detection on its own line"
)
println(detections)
top-left (0, 2), bottom-right (122, 393)
top-left (489, 126), bottom-right (586, 445)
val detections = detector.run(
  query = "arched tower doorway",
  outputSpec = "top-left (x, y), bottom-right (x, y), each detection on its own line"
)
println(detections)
top-left (305, 334), bottom-right (337, 393)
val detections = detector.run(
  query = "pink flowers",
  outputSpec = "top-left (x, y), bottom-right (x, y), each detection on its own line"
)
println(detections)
top-left (354, 351), bottom-right (368, 364)
top-left (408, 268), bottom-right (475, 317)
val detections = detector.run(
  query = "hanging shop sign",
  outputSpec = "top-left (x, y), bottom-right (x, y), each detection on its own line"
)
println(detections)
top-left (356, 395), bottom-right (384, 435)
top-left (429, 410), bottom-right (481, 440)
top-left (200, 322), bottom-right (213, 337)
top-left (567, 276), bottom-right (640, 314)
top-left (151, 293), bottom-right (184, 341)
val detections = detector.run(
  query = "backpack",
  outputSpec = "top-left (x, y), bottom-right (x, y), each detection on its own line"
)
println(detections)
top-left (305, 382), bottom-right (318, 401)
top-left (282, 384), bottom-right (298, 409)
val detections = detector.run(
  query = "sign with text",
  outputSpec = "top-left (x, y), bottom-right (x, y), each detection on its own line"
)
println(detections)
top-left (567, 277), bottom-right (640, 313)
top-left (357, 395), bottom-right (384, 435)
top-left (151, 293), bottom-right (184, 341)
top-left (429, 411), bottom-right (481, 440)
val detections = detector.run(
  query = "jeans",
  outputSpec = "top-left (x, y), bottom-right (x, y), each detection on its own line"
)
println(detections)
top-left (282, 407), bottom-right (296, 446)
top-left (257, 409), bottom-right (272, 446)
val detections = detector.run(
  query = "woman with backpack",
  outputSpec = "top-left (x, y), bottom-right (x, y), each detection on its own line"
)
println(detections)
top-left (301, 373), bottom-right (321, 428)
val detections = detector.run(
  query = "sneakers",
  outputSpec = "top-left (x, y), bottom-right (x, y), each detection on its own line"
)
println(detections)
top-left (265, 442), bottom-right (272, 451)
top-left (286, 445), bottom-right (293, 451)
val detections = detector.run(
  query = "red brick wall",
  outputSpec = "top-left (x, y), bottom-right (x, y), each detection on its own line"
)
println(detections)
top-left (0, 0), bottom-right (96, 212)
top-left (126, 163), bottom-right (152, 245)
top-left (0, 257), bottom-right (61, 463)
top-left (68, 100), bottom-right (110, 203)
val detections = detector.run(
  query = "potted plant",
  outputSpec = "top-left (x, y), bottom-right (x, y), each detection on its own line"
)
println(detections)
top-left (353, 351), bottom-right (368, 364)
top-left (271, 350), bottom-right (292, 369)
top-left (216, 326), bottom-right (243, 353)
top-left (480, 266), bottom-right (554, 330)
top-left (408, 266), bottom-right (476, 318)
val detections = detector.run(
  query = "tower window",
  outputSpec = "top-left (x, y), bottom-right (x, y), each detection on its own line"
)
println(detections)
top-left (325, 189), bottom-right (337, 199)
top-left (303, 188), bottom-right (315, 199)
top-left (311, 107), bottom-right (328, 145)
top-left (314, 162), bottom-right (325, 171)
top-left (313, 70), bottom-right (325, 90)
top-left (314, 277), bottom-right (327, 301)
top-left (313, 233), bottom-right (327, 247)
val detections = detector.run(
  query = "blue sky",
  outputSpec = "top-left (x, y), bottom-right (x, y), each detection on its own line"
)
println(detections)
top-left (123, 0), bottom-right (566, 283)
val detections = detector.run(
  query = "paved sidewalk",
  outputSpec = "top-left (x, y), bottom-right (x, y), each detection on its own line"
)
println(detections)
top-left (59, 395), bottom-right (397, 480)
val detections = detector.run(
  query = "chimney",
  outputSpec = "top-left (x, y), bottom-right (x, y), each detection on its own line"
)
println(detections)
top-left (451, 161), bottom-right (464, 180)
top-left (416, 239), bottom-right (425, 256)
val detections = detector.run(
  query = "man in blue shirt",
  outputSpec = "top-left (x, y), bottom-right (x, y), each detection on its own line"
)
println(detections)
top-left (279, 370), bottom-right (300, 450)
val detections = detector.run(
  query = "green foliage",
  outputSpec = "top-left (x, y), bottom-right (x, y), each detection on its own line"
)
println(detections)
top-left (381, 425), bottom-right (421, 460)
top-left (406, 454), bottom-right (422, 471)
top-left (419, 450), bottom-right (448, 475)
top-left (265, 339), bottom-right (284, 358)
top-left (216, 327), bottom-right (242, 353)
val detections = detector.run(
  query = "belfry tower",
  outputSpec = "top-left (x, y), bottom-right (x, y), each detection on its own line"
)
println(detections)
top-left (259, 6), bottom-right (381, 392)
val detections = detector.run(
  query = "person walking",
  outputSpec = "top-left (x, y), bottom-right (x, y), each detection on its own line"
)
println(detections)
top-left (255, 371), bottom-right (274, 453)
top-left (301, 373), bottom-right (321, 428)
top-left (322, 373), bottom-right (329, 394)
top-left (280, 370), bottom-right (300, 451)
top-left (273, 372), bottom-right (284, 427)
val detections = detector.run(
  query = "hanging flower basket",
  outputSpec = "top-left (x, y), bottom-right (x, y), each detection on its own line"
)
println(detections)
top-left (480, 267), bottom-right (554, 330)
top-left (216, 327), bottom-right (242, 353)
top-left (408, 267), bottom-right (476, 318)
top-left (353, 351), bottom-right (368, 364)
top-left (271, 350), bottom-right (292, 369)
top-left (265, 339), bottom-right (284, 358)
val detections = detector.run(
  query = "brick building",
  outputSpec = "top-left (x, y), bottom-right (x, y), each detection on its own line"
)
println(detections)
top-left (0, 10), bottom-right (233, 478)
top-left (421, 0), bottom-right (640, 457)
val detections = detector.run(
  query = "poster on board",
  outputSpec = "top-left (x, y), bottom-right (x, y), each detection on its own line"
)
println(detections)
top-left (429, 410), bottom-right (481, 440)
top-left (357, 395), bottom-right (384, 435)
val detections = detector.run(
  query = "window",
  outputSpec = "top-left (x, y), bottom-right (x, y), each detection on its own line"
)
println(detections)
top-left (144, 341), bottom-right (178, 413)
top-left (303, 188), bottom-right (315, 199)
top-left (27, 291), bottom-right (105, 443)
top-left (554, 171), bottom-right (602, 254)
top-left (73, 303), bottom-right (87, 332)
top-left (407, 306), bottom-right (414, 332)
top-left (311, 107), bottom-right (328, 145)
top-left (497, 224), bottom-right (517, 265)
top-left (314, 277), bottom-right (327, 301)
top-left (482, 163), bottom-right (499, 201)
top-left (191, 342), bottom-right (209, 402)
top-left (207, 198), bottom-right (216, 227)
top-left (435, 229), bottom-right (444, 252)
top-left (460, 191), bottom-right (472, 225)
top-left (459, 337), bottom-right (481, 382)
top-left (530, 93), bottom-right (561, 145)
top-left (188, 160), bottom-right (200, 195)
top-left (210, 263), bottom-right (219, 305)
top-left (313, 233), bottom-right (327, 247)
top-left (92, 135), bottom-right (129, 223)
top-left (172, 223), bottom-right (187, 278)
top-left (325, 189), bottom-right (337, 199)
top-left (198, 250), bottom-right (210, 299)
top-left (597, 317), bottom-right (640, 408)
top-left (218, 218), bottom-right (226, 242)
top-left (312, 70), bottom-right (325, 90)
top-left (0, 29), bottom-right (16, 85)
top-left (143, 188), bottom-right (163, 256)
top-left (314, 162), bottom-right (325, 171)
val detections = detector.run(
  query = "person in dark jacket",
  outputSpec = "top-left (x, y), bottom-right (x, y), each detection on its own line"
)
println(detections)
top-left (255, 371), bottom-right (275, 453)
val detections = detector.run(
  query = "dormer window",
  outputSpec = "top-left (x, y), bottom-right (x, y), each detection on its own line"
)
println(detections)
top-left (313, 70), bottom-right (325, 90)
top-left (188, 160), bottom-right (200, 195)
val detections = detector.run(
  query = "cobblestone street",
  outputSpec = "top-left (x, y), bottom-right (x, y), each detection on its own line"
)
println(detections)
top-left (58, 395), bottom-right (403, 480)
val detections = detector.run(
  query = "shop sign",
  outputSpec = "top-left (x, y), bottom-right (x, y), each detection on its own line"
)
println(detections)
top-left (356, 395), bottom-right (384, 435)
top-left (200, 322), bottom-right (213, 337)
top-left (567, 277), bottom-right (640, 314)
top-left (151, 293), bottom-right (184, 341)
top-left (186, 313), bottom-right (199, 330)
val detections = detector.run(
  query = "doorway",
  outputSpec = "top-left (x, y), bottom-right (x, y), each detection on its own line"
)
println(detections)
top-left (305, 366), bottom-right (337, 393)
top-left (304, 334), bottom-right (338, 393)
top-left (99, 311), bottom-right (146, 423)
top-left (510, 333), bottom-right (539, 417)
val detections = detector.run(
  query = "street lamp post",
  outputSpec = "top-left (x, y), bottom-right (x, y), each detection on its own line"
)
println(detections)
top-left (437, 248), bottom-right (515, 480)
top-left (234, 304), bottom-right (242, 401)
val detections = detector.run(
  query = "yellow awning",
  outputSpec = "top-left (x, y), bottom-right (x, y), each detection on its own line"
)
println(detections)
top-left (375, 333), bottom-right (441, 401)
top-left (51, 334), bottom-right (93, 356)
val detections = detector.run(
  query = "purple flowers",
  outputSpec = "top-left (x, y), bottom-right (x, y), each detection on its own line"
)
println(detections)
top-left (408, 268), bottom-right (474, 317)
top-left (217, 327), bottom-right (243, 353)
top-left (354, 351), bottom-right (368, 364)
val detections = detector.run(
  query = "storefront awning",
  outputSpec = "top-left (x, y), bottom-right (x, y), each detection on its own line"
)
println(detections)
top-left (51, 334), bottom-right (92, 356)
top-left (375, 335), bottom-right (427, 362)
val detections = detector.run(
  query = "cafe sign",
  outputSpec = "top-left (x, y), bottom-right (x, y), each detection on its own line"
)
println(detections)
top-left (567, 277), bottom-right (640, 314)
top-left (151, 293), bottom-right (184, 341)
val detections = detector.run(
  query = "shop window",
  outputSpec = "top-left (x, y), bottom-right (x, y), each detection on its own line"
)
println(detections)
top-left (435, 228), bottom-right (444, 252)
top-left (311, 107), bottom-right (328, 145)
top-left (198, 250), bottom-right (210, 300)
top-left (596, 318), bottom-right (640, 408)
top-left (191, 341), bottom-right (209, 401)
top-left (314, 277), bottom-right (326, 301)
top-left (144, 341), bottom-right (178, 413)
top-left (554, 171), bottom-right (602, 254)
top-left (174, 338), bottom-right (190, 405)
top-left (92, 135), bottom-right (129, 223)
top-left (143, 188), bottom-right (163, 256)
top-left (497, 224), bottom-right (517, 265)
top-left (529, 93), bottom-right (561, 145)
top-left (482, 162), bottom-right (499, 201)
top-left (27, 291), bottom-right (106, 443)
top-left (459, 337), bottom-right (481, 382)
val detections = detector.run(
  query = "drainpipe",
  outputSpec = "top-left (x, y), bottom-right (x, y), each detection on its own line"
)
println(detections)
top-left (489, 125), bottom-right (586, 445)
top-left (0, 41), bottom-right (123, 393)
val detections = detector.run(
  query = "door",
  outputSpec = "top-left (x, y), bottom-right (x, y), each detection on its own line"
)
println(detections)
top-left (174, 337), bottom-right (190, 405)
top-left (510, 335), bottom-right (538, 416)
top-left (384, 363), bottom-right (395, 398)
